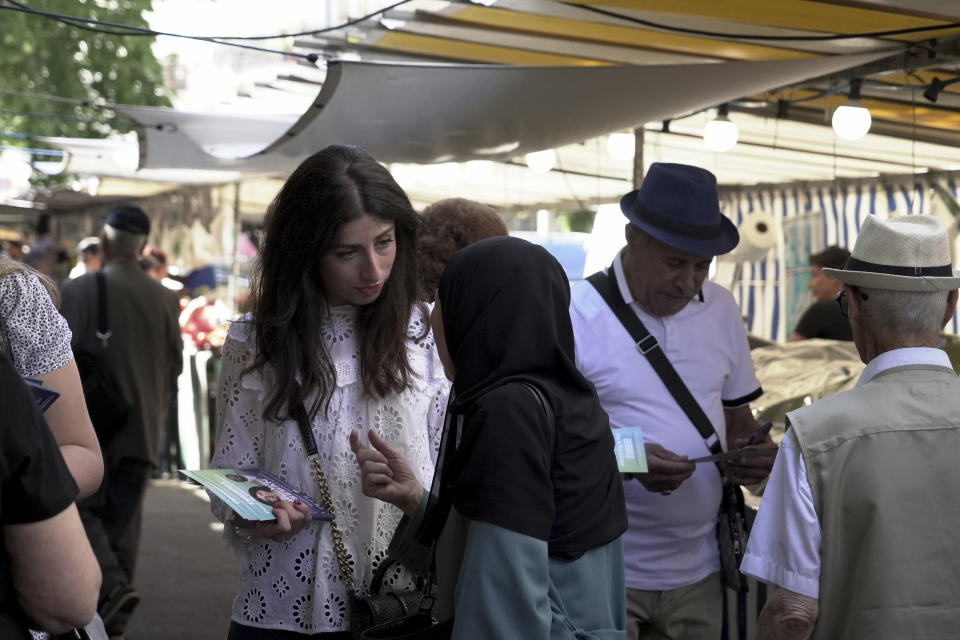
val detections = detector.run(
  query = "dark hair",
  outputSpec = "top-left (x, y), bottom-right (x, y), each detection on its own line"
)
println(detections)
top-left (248, 485), bottom-right (280, 504)
top-left (416, 198), bottom-right (508, 301)
top-left (251, 145), bottom-right (421, 423)
top-left (809, 245), bottom-right (850, 271)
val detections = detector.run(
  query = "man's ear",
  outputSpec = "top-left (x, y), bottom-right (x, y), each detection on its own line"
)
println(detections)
top-left (846, 285), bottom-right (862, 316)
top-left (625, 223), bottom-right (645, 248)
top-left (942, 289), bottom-right (959, 330)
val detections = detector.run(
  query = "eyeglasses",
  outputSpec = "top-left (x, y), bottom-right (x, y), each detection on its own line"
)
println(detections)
top-left (836, 289), bottom-right (868, 318)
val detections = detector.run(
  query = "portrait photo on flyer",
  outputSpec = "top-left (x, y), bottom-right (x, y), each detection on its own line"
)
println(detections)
top-left (180, 468), bottom-right (333, 522)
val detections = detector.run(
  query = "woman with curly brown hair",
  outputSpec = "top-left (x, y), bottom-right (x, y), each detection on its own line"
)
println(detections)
top-left (415, 198), bottom-right (507, 301)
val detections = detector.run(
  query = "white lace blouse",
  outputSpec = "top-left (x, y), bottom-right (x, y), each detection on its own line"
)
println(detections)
top-left (210, 305), bottom-right (449, 634)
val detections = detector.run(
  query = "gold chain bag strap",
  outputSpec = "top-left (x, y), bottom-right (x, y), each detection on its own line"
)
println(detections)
top-left (307, 452), bottom-right (357, 591)
top-left (289, 400), bottom-right (435, 640)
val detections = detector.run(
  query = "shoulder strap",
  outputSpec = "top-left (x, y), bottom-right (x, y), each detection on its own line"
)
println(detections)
top-left (289, 395), bottom-right (357, 591)
top-left (290, 399), bottom-right (318, 456)
top-left (517, 380), bottom-right (555, 432)
top-left (94, 271), bottom-right (112, 349)
top-left (586, 267), bottom-right (722, 457)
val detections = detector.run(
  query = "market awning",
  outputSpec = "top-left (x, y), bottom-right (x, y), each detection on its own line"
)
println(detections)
top-left (113, 49), bottom-right (893, 171)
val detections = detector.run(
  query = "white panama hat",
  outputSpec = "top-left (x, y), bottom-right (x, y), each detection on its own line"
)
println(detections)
top-left (823, 214), bottom-right (960, 292)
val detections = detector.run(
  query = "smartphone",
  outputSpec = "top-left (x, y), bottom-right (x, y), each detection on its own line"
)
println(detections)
top-left (746, 421), bottom-right (773, 445)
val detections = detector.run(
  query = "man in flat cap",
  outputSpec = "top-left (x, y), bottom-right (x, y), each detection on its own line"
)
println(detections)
top-left (60, 204), bottom-right (182, 637)
top-left (743, 214), bottom-right (960, 639)
top-left (569, 163), bottom-right (777, 639)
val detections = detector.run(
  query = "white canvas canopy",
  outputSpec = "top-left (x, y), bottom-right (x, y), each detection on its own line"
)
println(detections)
top-left (104, 51), bottom-right (893, 174)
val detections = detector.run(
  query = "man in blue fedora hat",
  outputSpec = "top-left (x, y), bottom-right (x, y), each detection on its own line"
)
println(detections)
top-left (570, 163), bottom-right (777, 639)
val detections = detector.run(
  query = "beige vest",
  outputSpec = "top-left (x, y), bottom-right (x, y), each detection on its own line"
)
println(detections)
top-left (788, 364), bottom-right (960, 640)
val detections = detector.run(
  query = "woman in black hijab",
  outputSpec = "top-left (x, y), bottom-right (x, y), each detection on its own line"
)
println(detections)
top-left (351, 236), bottom-right (627, 638)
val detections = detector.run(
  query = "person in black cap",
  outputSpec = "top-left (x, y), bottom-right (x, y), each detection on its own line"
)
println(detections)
top-left (788, 245), bottom-right (853, 342)
top-left (569, 163), bottom-right (778, 640)
top-left (59, 204), bottom-right (182, 638)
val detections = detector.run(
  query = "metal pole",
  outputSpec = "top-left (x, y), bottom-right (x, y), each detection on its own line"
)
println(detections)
top-left (229, 182), bottom-right (241, 315)
top-left (632, 127), bottom-right (645, 188)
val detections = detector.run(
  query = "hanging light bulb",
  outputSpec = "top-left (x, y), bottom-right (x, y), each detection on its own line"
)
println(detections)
top-left (525, 149), bottom-right (556, 174)
top-left (702, 104), bottom-right (739, 152)
top-left (606, 132), bottom-right (635, 162)
top-left (832, 79), bottom-right (871, 141)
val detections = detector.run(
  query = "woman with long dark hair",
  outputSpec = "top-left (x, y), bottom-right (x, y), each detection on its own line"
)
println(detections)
top-left (352, 236), bottom-right (628, 638)
top-left (211, 145), bottom-right (449, 638)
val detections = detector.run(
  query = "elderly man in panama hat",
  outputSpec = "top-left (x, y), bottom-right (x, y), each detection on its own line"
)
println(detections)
top-left (570, 163), bottom-right (778, 639)
top-left (742, 214), bottom-right (960, 639)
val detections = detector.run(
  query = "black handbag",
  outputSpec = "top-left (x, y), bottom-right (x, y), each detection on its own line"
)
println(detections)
top-left (74, 272), bottom-right (130, 445)
top-left (289, 401), bottom-right (442, 640)
top-left (349, 556), bottom-right (434, 640)
top-left (587, 268), bottom-right (753, 593)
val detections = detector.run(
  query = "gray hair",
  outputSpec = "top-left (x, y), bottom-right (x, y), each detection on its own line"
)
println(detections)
top-left (103, 224), bottom-right (146, 258)
top-left (858, 286), bottom-right (948, 335)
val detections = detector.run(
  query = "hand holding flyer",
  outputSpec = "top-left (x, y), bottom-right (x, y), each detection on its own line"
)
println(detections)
top-left (180, 468), bottom-right (332, 522)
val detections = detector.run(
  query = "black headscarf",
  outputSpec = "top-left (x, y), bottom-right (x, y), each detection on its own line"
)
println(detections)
top-left (433, 236), bottom-right (626, 558)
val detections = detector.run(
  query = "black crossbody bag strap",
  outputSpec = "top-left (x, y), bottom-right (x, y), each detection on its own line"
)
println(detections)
top-left (586, 267), bottom-right (723, 460)
top-left (290, 398), bottom-right (318, 456)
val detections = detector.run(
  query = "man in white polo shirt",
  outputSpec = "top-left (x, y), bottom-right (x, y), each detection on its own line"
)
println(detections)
top-left (570, 162), bottom-right (777, 640)
top-left (742, 214), bottom-right (960, 639)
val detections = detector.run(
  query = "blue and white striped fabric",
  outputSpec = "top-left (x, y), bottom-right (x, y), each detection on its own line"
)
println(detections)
top-left (719, 180), bottom-right (959, 341)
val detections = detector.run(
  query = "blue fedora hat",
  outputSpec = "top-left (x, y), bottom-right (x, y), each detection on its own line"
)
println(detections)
top-left (620, 163), bottom-right (738, 256)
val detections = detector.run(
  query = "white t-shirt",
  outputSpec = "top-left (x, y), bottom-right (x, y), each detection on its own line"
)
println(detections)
top-left (570, 251), bottom-right (761, 590)
top-left (741, 347), bottom-right (953, 599)
top-left (211, 306), bottom-right (450, 633)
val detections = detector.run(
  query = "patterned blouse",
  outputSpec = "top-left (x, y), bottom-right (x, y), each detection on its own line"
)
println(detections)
top-left (0, 271), bottom-right (73, 376)
top-left (210, 305), bottom-right (449, 634)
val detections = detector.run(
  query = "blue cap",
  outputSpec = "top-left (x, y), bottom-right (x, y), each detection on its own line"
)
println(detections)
top-left (105, 205), bottom-right (150, 236)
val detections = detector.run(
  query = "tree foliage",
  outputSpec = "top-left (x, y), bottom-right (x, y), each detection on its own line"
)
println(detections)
top-left (0, 0), bottom-right (171, 140)
top-left (556, 208), bottom-right (597, 234)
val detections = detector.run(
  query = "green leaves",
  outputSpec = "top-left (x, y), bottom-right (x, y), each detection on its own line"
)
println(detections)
top-left (0, 0), bottom-right (171, 140)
